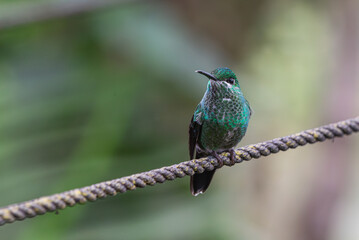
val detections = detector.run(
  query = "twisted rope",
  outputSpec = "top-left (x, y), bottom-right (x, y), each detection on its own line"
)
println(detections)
top-left (1, 116), bottom-right (358, 226)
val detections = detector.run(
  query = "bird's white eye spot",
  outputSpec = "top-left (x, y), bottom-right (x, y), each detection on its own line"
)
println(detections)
top-left (226, 78), bottom-right (235, 84)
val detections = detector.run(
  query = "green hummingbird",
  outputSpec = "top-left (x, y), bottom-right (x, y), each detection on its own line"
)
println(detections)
top-left (189, 67), bottom-right (252, 196)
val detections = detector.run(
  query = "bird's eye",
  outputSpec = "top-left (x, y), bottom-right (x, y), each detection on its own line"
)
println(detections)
top-left (226, 78), bottom-right (235, 84)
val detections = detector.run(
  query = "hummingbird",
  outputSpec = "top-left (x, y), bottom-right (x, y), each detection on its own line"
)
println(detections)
top-left (189, 67), bottom-right (252, 196)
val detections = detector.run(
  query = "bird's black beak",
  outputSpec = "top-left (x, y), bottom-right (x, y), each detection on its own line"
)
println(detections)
top-left (195, 70), bottom-right (218, 81)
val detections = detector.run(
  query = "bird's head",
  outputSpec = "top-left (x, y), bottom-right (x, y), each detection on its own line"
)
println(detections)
top-left (195, 67), bottom-right (241, 92)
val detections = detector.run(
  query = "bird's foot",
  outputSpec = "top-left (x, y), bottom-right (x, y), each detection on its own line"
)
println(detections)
top-left (211, 151), bottom-right (223, 168)
top-left (229, 149), bottom-right (236, 165)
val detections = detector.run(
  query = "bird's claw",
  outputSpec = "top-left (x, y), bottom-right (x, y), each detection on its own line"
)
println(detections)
top-left (229, 149), bottom-right (236, 165)
top-left (212, 151), bottom-right (224, 168)
top-left (211, 150), bottom-right (236, 167)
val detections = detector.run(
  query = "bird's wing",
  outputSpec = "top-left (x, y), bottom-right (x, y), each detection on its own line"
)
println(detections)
top-left (189, 111), bottom-right (202, 160)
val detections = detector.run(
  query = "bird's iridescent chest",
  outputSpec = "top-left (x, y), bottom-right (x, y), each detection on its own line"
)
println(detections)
top-left (197, 91), bottom-right (250, 152)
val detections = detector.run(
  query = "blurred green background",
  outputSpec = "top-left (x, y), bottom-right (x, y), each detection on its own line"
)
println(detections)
top-left (0, 0), bottom-right (358, 239)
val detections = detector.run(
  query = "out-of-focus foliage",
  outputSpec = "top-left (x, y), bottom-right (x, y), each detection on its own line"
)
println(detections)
top-left (0, 0), bottom-right (358, 240)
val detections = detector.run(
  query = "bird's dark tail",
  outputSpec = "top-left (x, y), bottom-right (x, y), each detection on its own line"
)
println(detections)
top-left (190, 152), bottom-right (216, 196)
top-left (190, 170), bottom-right (216, 196)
